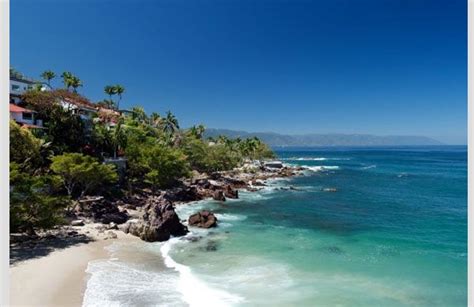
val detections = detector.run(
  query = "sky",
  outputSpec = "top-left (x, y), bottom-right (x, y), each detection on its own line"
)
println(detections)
top-left (11, 0), bottom-right (466, 144)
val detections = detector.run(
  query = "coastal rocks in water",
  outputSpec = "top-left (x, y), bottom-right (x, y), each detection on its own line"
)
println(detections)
top-left (124, 199), bottom-right (188, 242)
top-left (70, 219), bottom-right (84, 226)
top-left (188, 211), bottom-right (218, 228)
top-left (212, 190), bottom-right (226, 202)
top-left (264, 161), bottom-right (284, 169)
top-left (224, 185), bottom-right (238, 199)
top-left (162, 186), bottom-right (202, 202)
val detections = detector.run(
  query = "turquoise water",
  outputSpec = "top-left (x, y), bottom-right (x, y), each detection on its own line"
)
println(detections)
top-left (84, 146), bottom-right (467, 307)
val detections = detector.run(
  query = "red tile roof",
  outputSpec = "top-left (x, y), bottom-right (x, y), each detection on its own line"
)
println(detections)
top-left (9, 103), bottom-right (35, 113)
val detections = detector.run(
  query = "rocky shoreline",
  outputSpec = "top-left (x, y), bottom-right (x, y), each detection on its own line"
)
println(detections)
top-left (10, 162), bottom-right (305, 248)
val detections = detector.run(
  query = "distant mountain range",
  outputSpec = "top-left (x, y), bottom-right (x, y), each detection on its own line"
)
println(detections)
top-left (204, 129), bottom-right (443, 147)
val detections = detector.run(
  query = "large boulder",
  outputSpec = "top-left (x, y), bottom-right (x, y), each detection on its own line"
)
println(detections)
top-left (212, 190), bottom-right (226, 202)
top-left (124, 198), bottom-right (188, 242)
top-left (188, 211), bottom-right (217, 228)
top-left (223, 185), bottom-right (238, 199)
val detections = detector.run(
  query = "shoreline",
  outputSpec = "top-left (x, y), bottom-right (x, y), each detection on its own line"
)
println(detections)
top-left (9, 162), bottom-right (302, 306)
top-left (10, 224), bottom-right (139, 307)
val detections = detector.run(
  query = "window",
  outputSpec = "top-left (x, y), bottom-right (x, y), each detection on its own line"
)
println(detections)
top-left (22, 112), bottom-right (32, 120)
top-left (11, 84), bottom-right (20, 91)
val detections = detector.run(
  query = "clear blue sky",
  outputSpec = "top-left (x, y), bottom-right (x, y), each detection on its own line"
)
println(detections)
top-left (11, 0), bottom-right (466, 144)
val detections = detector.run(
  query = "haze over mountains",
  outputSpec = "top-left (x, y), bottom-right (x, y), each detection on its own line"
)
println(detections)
top-left (204, 129), bottom-right (443, 147)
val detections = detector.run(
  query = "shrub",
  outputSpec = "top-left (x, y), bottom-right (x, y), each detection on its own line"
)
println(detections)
top-left (10, 163), bottom-right (68, 233)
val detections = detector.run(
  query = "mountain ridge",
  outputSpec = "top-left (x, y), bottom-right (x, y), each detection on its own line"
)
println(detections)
top-left (204, 129), bottom-right (444, 146)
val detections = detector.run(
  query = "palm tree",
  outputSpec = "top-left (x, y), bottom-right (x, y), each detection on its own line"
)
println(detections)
top-left (189, 125), bottom-right (206, 139)
top-left (149, 112), bottom-right (161, 127)
top-left (114, 85), bottom-right (125, 110)
top-left (131, 106), bottom-right (147, 122)
top-left (104, 85), bottom-right (117, 108)
top-left (70, 76), bottom-right (83, 93)
top-left (41, 70), bottom-right (56, 88)
top-left (163, 111), bottom-right (179, 135)
top-left (61, 72), bottom-right (74, 91)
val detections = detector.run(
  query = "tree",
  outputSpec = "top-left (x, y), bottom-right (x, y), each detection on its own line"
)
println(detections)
top-left (70, 76), bottom-right (83, 93)
top-left (131, 106), bottom-right (147, 123)
top-left (163, 111), bottom-right (179, 135)
top-left (10, 120), bottom-right (43, 171)
top-left (10, 67), bottom-right (23, 79)
top-left (21, 89), bottom-right (89, 154)
top-left (41, 70), bottom-right (56, 87)
top-left (188, 124), bottom-right (205, 139)
top-left (104, 85), bottom-right (117, 108)
top-left (10, 163), bottom-right (68, 234)
top-left (149, 112), bottom-right (162, 128)
top-left (114, 84), bottom-right (125, 110)
top-left (61, 72), bottom-right (74, 90)
top-left (50, 153), bottom-right (118, 199)
top-left (125, 142), bottom-right (189, 191)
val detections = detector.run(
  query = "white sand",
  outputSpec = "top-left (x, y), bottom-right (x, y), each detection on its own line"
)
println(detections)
top-left (9, 225), bottom-right (138, 307)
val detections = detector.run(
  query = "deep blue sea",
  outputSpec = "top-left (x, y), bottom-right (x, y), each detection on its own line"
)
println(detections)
top-left (83, 146), bottom-right (467, 307)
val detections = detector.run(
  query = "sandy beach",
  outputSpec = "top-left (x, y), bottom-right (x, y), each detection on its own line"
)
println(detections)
top-left (9, 225), bottom-right (137, 307)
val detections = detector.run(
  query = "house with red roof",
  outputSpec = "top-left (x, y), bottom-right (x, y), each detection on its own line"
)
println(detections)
top-left (10, 104), bottom-right (43, 128)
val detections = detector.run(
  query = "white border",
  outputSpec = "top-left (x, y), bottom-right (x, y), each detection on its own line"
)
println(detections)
top-left (0, 0), bottom-right (8, 305)
top-left (0, 1), bottom-right (470, 306)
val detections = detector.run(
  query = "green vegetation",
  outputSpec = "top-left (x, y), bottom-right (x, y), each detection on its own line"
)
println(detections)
top-left (10, 69), bottom-right (275, 233)
top-left (10, 163), bottom-right (68, 234)
top-left (50, 153), bottom-right (118, 199)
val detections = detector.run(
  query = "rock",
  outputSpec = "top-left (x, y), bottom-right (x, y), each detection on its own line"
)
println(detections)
top-left (107, 222), bottom-right (118, 230)
top-left (67, 230), bottom-right (78, 236)
top-left (188, 210), bottom-right (218, 228)
top-left (100, 212), bottom-right (129, 224)
top-left (264, 161), bottom-right (283, 169)
top-left (105, 231), bottom-right (118, 240)
top-left (78, 199), bottom-right (129, 225)
top-left (212, 190), bottom-right (226, 201)
top-left (126, 199), bottom-right (188, 242)
top-left (10, 233), bottom-right (35, 244)
top-left (163, 186), bottom-right (202, 202)
top-left (252, 179), bottom-right (266, 186)
top-left (71, 219), bottom-right (84, 226)
top-left (223, 185), bottom-right (238, 199)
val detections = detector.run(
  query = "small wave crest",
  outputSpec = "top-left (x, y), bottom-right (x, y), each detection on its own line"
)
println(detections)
top-left (303, 165), bottom-right (340, 172)
top-left (281, 157), bottom-right (350, 161)
top-left (161, 238), bottom-right (244, 307)
top-left (360, 165), bottom-right (376, 170)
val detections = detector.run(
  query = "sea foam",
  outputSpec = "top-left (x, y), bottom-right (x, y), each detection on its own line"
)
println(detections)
top-left (161, 238), bottom-right (244, 307)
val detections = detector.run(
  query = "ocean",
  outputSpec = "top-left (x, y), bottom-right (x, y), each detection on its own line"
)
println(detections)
top-left (83, 146), bottom-right (467, 307)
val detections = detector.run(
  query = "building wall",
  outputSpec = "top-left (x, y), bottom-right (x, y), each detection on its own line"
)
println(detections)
top-left (10, 80), bottom-right (34, 95)
top-left (10, 112), bottom-right (35, 126)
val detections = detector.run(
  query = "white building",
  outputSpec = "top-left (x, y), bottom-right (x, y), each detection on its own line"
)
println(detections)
top-left (10, 103), bottom-right (43, 128)
top-left (10, 76), bottom-right (50, 104)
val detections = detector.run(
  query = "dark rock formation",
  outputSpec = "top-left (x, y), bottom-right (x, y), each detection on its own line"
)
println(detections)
top-left (212, 190), bottom-right (226, 201)
top-left (123, 198), bottom-right (188, 242)
top-left (163, 186), bottom-right (202, 202)
top-left (76, 198), bottom-right (129, 225)
top-left (188, 210), bottom-right (218, 228)
top-left (223, 185), bottom-right (238, 199)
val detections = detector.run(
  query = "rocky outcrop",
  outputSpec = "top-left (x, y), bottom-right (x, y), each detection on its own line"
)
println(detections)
top-left (162, 186), bottom-right (202, 203)
top-left (188, 211), bottom-right (217, 228)
top-left (123, 198), bottom-right (188, 242)
top-left (223, 185), bottom-right (238, 199)
top-left (76, 198), bottom-right (129, 225)
top-left (212, 190), bottom-right (226, 201)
